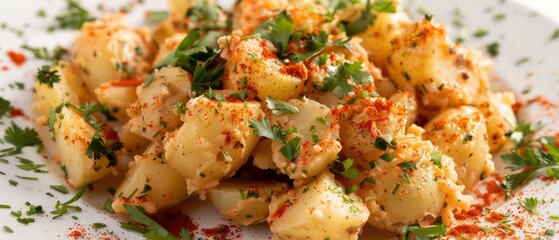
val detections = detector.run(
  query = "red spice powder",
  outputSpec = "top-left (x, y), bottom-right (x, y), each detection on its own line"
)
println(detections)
top-left (485, 212), bottom-right (505, 223)
top-left (202, 224), bottom-right (242, 239)
top-left (280, 63), bottom-right (308, 80)
top-left (108, 79), bottom-right (144, 88)
top-left (454, 204), bottom-right (483, 220)
top-left (1, 66), bottom-right (8, 71)
top-left (151, 211), bottom-right (198, 237)
top-left (10, 108), bottom-right (26, 118)
top-left (68, 230), bottom-right (82, 239)
top-left (448, 224), bottom-right (484, 237)
top-left (6, 50), bottom-right (26, 66)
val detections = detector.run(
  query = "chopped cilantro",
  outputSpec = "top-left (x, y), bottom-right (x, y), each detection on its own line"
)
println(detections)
top-left (2, 122), bottom-right (42, 156)
top-left (329, 156), bottom-right (359, 179)
top-left (499, 137), bottom-right (559, 199)
top-left (380, 153), bottom-right (395, 162)
top-left (486, 42), bottom-right (499, 57)
top-left (50, 185), bottom-right (69, 194)
top-left (314, 61), bottom-right (372, 99)
top-left (0, 96), bottom-right (11, 118)
top-left (103, 199), bottom-right (115, 213)
top-left (255, 11), bottom-right (295, 58)
top-left (430, 150), bottom-right (442, 168)
top-left (520, 197), bottom-right (538, 213)
top-left (266, 96), bottom-right (299, 115)
top-left (474, 28), bottom-right (488, 37)
top-left (92, 222), bottom-right (107, 229)
top-left (51, 185), bottom-right (86, 219)
top-left (402, 217), bottom-right (447, 240)
top-left (55, 0), bottom-right (95, 29)
top-left (36, 65), bottom-right (61, 87)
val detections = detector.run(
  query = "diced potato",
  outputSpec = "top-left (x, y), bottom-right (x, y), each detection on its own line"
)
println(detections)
top-left (232, 0), bottom-right (288, 34)
top-left (354, 133), bottom-right (471, 232)
top-left (71, 15), bottom-right (153, 93)
top-left (119, 122), bottom-right (151, 156)
top-left (112, 143), bottom-right (188, 214)
top-left (164, 96), bottom-right (264, 195)
top-left (127, 66), bottom-right (192, 141)
top-left (337, 97), bottom-right (408, 164)
top-left (219, 35), bottom-right (306, 101)
top-left (355, 0), bottom-right (412, 68)
top-left (269, 98), bottom-right (341, 179)
top-left (53, 107), bottom-right (119, 188)
top-left (474, 91), bottom-right (518, 152)
top-left (251, 139), bottom-right (277, 170)
top-left (423, 106), bottom-right (494, 192)
top-left (386, 19), bottom-right (491, 118)
top-left (303, 45), bottom-right (377, 108)
top-left (267, 172), bottom-right (369, 240)
top-left (94, 79), bottom-right (141, 122)
top-left (389, 91), bottom-right (418, 127)
top-left (207, 179), bottom-right (289, 226)
top-left (33, 61), bottom-right (90, 123)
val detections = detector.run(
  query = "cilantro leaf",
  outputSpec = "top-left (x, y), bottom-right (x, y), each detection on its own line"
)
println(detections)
top-left (36, 65), bottom-right (61, 87)
top-left (330, 156), bottom-right (359, 179)
top-left (0, 97), bottom-right (11, 118)
top-left (505, 121), bottom-right (542, 148)
top-left (122, 204), bottom-right (175, 239)
top-left (499, 137), bottom-right (559, 199)
top-left (402, 217), bottom-right (447, 240)
top-left (266, 96), bottom-right (299, 115)
top-left (430, 150), bottom-right (442, 168)
top-left (248, 118), bottom-right (286, 143)
top-left (256, 11), bottom-right (295, 58)
top-left (51, 185), bottom-right (86, 219)
top-left (314, 61), bottom-right (372, 99)
top-left (3, 122), bottom-right (42, 154)
top-left (55, 0), bottom-right (95, 29)
top-left (22, 45), bottom-right (67, 63)
top-left (345, 0), bottom-right (395, 36)
top-left (520, 197), bottom-right (538, 213)
top-left (288, 31), bottom-right (350, 63)
top-left (86, 126), bottom-right (122, 168)
top-left (279, 137), bottom-right (301, 162)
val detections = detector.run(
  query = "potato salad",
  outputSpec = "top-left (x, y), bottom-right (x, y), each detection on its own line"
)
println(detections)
top-left (32, 0), bottom-right (519, 239)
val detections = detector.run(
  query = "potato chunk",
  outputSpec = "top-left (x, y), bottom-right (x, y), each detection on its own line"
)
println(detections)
top-left (386, 19), bottom-right (490, 118)
top-left (219, 35), bottom-right (306, 101)
top-left (94, 79), bottom-right (141, 122)
top-left (423, 106), bottom-right (494, 192)
top-left (269, 98), bottom-right (341, 179)
top-left (33, 61), bottom-right (90, 123)
top-left (127, 66), bottom-right (192, 141)
top-left (354, 132), bottom-right (471, 232)
top-left (474, 91), bottom-right (518, 152)
top-left (268, 172), bottom-right (369, 240)
top-left (164, 97), bottom-right (264, 195)
top-left (337, 97), bottom-right (408, 164)
top-left (207, 179), bottom-right (288, 226)
top-left (112, 143), bottom-right (188, 214)
top-left (53, 108), bottom-right (119, 188)
top-left (71, 15), bottom-right (153, 93)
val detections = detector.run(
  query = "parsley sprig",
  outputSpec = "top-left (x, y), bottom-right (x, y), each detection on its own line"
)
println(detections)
top-left (1, 122), bottom-right (42, 157)
top-left (36, 65), bottom-right (61, 87)
top-left (314, 61), bottom-right (372, 99)
top-left (145, 31), bottom-right (224, 94)
top-left (255, 11), bottom-right (297, 59)
top-left (248, 118), bottom-right (301, 162)
top-left (329, 156), bottom-right (359, 179)
top-left (55, 0), bottom-right (95, 29)
top-left (121, 204), bottom-right (192, 240)
top-left (266, 96), bottom-right (299, 115)
top-left (402, 217), bottom-right (447, 240)
top-left (50, 185), bottom-right (86, 219)
top-left (499, 136), bottom-right (559, 199)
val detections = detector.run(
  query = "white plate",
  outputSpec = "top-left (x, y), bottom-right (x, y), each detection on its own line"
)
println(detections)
top-left (0, 0), bottom-right (558, 239)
